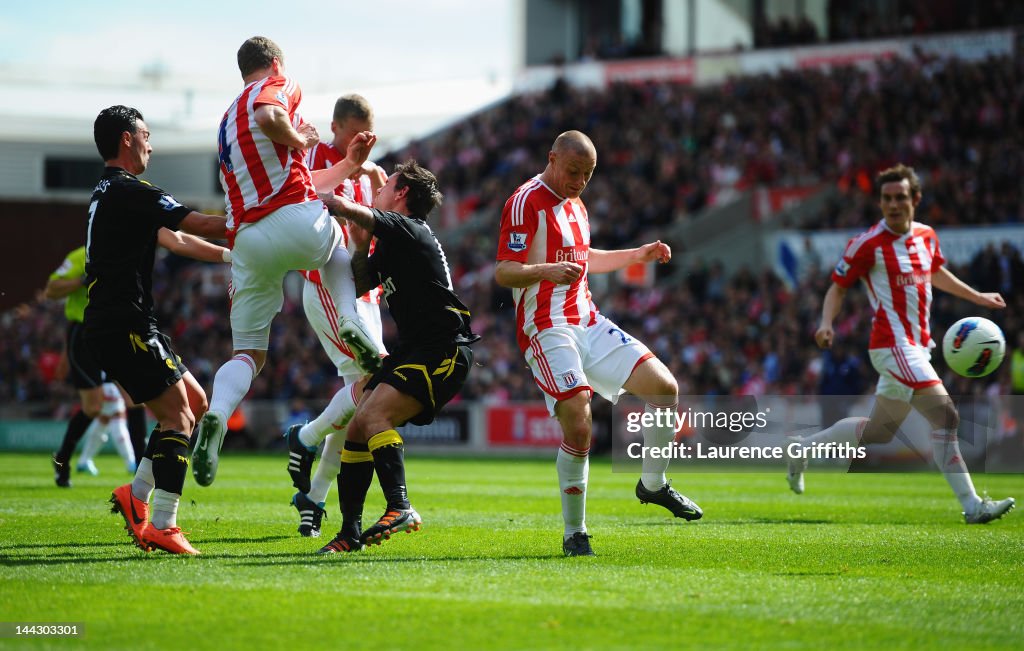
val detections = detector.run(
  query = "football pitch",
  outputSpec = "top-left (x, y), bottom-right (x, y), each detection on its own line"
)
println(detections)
top-left (1, 453), bottom-right (1021, 650)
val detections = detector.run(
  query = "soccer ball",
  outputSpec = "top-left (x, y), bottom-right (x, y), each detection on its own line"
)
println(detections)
top-left (941, 317), bottom-right (1005, 378)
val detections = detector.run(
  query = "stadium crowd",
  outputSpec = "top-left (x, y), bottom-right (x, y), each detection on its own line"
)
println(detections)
top-left (1, 52), bottom-right (1021, 431)
top-left (387, 52), bottom-right (1022, 245)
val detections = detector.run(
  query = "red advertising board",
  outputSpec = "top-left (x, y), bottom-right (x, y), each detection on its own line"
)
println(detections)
top-left (604, 57), bottom-right (695, 85)
top-left (486, 404), bottom-right (562, 447)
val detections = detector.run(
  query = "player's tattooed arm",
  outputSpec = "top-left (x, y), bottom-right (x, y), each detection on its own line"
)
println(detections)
top-left (321, 193), bottom-right (377, 234)
top-left (351, 250), bottom-right (376, 297)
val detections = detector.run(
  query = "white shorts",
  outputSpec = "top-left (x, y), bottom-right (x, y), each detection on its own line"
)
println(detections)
top-left (230, 201), bottom-right (344, 350)
top-left (525, 313), bottom-right (654, 416)
top-left (302, 273), bottom-right (386, 378)
top-left (99, 382), bottom-right (126, 418)
top-left (869, 344), bottom-right (941, 402)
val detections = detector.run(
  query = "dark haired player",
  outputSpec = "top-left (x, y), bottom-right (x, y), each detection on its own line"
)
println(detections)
top-left (788, 163), bottom-right (1014, 524)
top-left (316, 160), bottom-right (479, 553)
top-left (88, 105), bottom-right (229, 554)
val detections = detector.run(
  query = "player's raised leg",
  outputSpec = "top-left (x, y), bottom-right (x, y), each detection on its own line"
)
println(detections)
top-left (624, 357), bottom-right (702, 520)
top-left (318, 245), bottom-right (381, 375)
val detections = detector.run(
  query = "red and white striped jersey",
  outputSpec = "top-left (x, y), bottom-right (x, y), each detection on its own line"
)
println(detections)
top-left (300, 142), bottom-right (381, 304)
top-left (831, 220), bottom-right (946, 349)
top-left (497, 176), bottom-right (597, 353)
top-left (217, 75), bottom-right (318, 236)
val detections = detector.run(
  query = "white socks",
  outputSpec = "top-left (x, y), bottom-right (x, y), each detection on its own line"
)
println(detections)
top-left (931, 429), bottom-right (981, 511)
top-left (151, 489), bottom-right (180, 530)
top-left (108, 418), bottom-right (136, 470)
top-left (78, 419), bottom-right (107, 466)
top-left (307, 432), bottom-right (344, 505)
top-left (208, 354), bottom-right (257, 423)
top-left (299, 383), bottom-right (358, 449)
top-left (641, 403), bottom-right (677, 491)
top-left (557, 443), bottom-right (589, 538)
top-left (131, 458), bottom-right (155, 502)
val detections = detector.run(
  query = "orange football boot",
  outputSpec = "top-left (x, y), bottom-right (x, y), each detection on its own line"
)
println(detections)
top-left (142, 526), bottom-right (201, 555)
top-left (109, 484), bottom-right (149, 550)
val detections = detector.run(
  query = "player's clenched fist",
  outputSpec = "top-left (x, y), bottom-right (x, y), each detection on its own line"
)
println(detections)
top-left (297, 122), bottom-right (319, 150)
top-left (814, 325), bottom-right (834, 349)
top-left (544, 261), bottom-right (583, 285)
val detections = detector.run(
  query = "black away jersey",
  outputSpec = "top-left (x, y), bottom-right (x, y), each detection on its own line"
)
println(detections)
top-left (368, 209), bottom-right (479, 348)
top-left (83, 167), bottom-right (192, 335)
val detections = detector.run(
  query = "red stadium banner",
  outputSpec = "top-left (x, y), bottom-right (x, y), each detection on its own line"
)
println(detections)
top-left (753, 185), bottom-right (822, 221)
top-left (604, 57), bottom-right (695, 85)
top-left (486, 404), bottom-right (562, 447)
top-left (618, 262), bottom-right (653, 287)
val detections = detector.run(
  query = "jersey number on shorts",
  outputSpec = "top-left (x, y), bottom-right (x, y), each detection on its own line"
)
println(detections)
top-left (608, 327), bottom-right (631, 344)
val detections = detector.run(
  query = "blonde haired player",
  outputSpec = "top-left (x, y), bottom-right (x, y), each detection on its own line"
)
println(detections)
top-left (285, 93), bottom-right (389, 537)
top-left (495, 130), bottom-right (702, 557)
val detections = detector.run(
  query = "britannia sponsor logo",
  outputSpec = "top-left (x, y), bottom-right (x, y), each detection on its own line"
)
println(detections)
top-left (555, 247), bottom-right (588, 263)
top-left (895, 271), bottom-right (930, 287)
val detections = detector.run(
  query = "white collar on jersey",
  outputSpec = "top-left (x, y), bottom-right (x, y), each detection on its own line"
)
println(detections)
top-left (878, 219), bottom-right (916, 238)
top-left (533, 175), bottom-right (566, 202)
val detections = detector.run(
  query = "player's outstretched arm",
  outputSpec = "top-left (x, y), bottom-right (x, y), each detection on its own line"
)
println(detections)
top-left (157, 228), bottom-right (230, 264)
top-left (815, 283), bottom-right (847, 349)
top-left (178, 211), bottom-right (228, 240)
top-left (589, 240), bottom-right (671, 274)
top-left (321, 193), bottom-right (377, 234)
top-left (494, 260), bottom-right (582, 287)
top-left (931, 266), bottom-right (1006, 309)
top-left (311, 132), bottom-right (377, 193)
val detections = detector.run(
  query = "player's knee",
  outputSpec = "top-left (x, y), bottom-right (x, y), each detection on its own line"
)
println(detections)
top-left (655, 373), bottom-right (678, 401)
top-left (191, 392), bottom-right (209, 421)
top-left (862, 419), bottom-right (897, 444)
top-left (559, 410), bottom-right (592, 446)
top-left (931, 403), bottom-right (960, 432)
top-left (81, 403), bottom-right (102, 419)
top-left (81, 393), bottom-right (103, 418)
top-left (917, 396), bottom-right (959, 431)
top-left (346, 413), bottom-right (371, 443)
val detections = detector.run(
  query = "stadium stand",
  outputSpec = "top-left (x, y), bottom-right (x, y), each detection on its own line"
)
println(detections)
top-left (2, 50), bottom-right (1021, 441)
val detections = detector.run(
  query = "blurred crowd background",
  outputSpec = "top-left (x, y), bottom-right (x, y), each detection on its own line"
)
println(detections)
top-left (3, 48), bottom-right (1021, 430)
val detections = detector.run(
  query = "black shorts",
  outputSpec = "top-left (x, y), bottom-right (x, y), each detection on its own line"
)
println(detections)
top-left (85, 328), bottom-right (188, 405)
top-left (66, 321), bottom-right (105, 390)
top-left (365, 344), bottom-right (474, 426)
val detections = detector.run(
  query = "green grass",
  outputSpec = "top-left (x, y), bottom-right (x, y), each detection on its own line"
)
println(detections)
top-left (1, 453), bottom-right (1022, 650)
